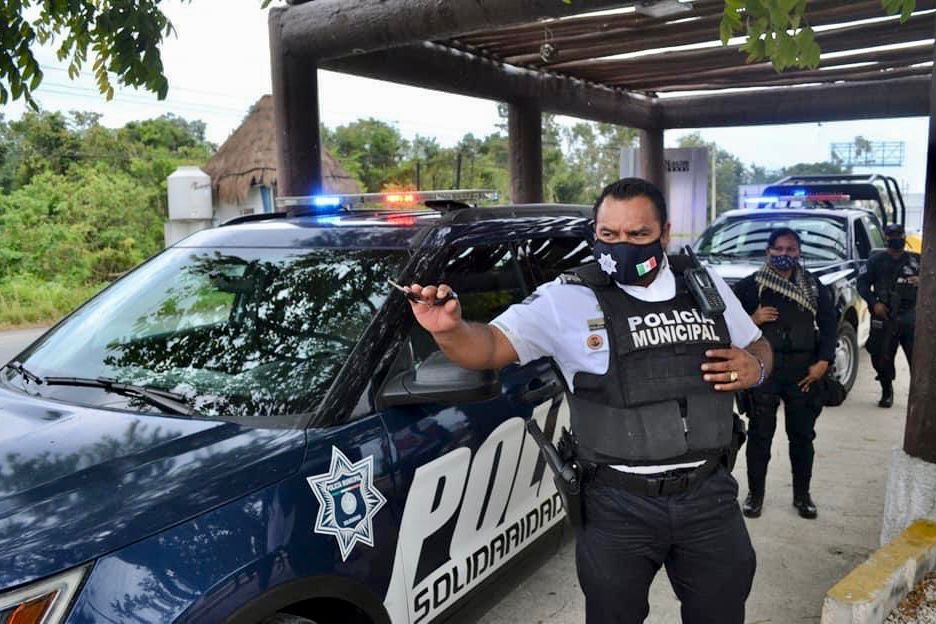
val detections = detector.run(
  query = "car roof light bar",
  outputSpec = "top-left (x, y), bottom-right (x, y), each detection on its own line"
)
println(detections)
top-left (277, 189), bottom-right (499, 212)
top-left (745, 193), bottom-right (851, 203)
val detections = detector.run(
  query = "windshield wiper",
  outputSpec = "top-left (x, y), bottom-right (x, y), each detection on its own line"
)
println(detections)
top-left (42, 376), bottom-right (201, 418)
top-left (2, 361), bottom-right (44, 385)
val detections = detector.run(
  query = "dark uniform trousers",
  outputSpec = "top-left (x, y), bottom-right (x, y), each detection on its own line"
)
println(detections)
top-left (868, 309), bottom-right (915, 382)
top-left (576, 465), bottom-right (756, 624)
top-left (745, 352), bottom-right (822, 499)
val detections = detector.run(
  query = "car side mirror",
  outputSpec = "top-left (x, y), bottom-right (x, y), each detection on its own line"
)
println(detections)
top-left (377, 351), bottom-right (501, 408)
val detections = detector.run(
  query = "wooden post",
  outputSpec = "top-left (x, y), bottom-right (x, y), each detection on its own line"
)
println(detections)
top-left (903, 23), bottom-right (936, 463)
top-left (639, 128), bottom-right (665, 190)
top-left (269, 7), bottom-right (322, 197)
top-left (508, 100), bottom-right (543, 204)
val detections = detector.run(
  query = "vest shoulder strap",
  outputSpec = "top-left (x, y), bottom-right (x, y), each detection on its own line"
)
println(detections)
top-left (667, 253), bottom-right (691, 275)
top-left (561, 262), bottom-right (612, 288)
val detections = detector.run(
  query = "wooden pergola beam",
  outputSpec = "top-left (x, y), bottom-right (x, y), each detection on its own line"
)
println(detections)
top-left (322, 42), bottom-right (658, 129)
top-left (500, 0), bottom-right (899, 68)
top-left (627, 45), bottom-right (933, 91)
top-left (559, 11), bottom-right (935, 78)
top-left (652, 66), bottom-right (932, 93)
top-left (279, 0), bottom-right (630, 60)
top-left (661, 76), bottom-right (930, 128)
top-left (455, 0), bottom-right (726, 45)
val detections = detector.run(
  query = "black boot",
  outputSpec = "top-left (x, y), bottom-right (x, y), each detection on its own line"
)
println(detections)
top-left (878, 381), bottom-right (894, 408)
top-left (793, 493), bottom-right (818, 519)
top-left (742, 493), bottom-right (763, 518)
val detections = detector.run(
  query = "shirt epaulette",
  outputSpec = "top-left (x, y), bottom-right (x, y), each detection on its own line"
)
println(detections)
top-left (558, 272), bottom-right (586, 285)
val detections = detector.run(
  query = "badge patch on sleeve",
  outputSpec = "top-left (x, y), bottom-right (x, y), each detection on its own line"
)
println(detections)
top-left (586, 334), bottom-right (604, 350)
top-left (307, 447), bottom-right (387, 561)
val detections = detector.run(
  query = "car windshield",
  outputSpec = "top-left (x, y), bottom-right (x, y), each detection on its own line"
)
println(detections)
top-left (695, 215), bottom-right (848, 264)
top-left (8, 247), bottom-right (408, 424)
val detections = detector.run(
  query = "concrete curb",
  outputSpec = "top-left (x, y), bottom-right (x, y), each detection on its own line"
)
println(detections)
top-left (822, 520), bottom-right (936, 623)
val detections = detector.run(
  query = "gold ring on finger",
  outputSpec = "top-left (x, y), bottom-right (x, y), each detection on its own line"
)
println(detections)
top-left (729, 370), bottom-right (739, 382)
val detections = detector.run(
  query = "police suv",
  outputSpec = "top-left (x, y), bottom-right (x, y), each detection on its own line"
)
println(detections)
top-left (0, 191), bottom-right (594, 624)
top-left (692, 181), bottom-right (901, 393)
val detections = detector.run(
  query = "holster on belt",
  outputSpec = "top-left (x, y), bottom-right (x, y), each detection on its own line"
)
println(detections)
top-left (525, 420), bottom-right (584, 528)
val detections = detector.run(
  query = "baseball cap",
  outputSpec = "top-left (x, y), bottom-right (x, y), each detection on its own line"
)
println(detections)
top-left (884, 223), bottom-right (905, 236)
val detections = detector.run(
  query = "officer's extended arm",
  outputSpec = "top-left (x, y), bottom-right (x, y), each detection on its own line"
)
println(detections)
top-left (406, 283), bottom-right (519, 371)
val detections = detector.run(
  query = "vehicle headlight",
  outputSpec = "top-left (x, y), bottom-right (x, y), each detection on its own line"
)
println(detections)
top-left (0, 566), bottom-right (87, 624)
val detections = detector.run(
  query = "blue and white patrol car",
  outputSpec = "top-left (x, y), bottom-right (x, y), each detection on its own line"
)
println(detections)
top-left (0, 191), bottom-right (593, 624)
top-left (692, 180), bottom-right (903, 394)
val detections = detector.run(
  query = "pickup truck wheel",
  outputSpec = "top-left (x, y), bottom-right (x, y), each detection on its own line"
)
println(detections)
top-left (831, 323), bottom-right (858, 393)
top-left (262, 615), bottom-right (318, 624)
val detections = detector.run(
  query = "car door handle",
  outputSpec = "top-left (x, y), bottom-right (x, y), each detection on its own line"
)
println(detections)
top-left (519, 380), bottom-right (562, 405)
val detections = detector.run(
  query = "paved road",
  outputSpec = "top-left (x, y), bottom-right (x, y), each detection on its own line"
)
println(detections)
top-left (0, 328), bottom-right (911, 623)
top-left (0, 327), bottom-right (47, 364)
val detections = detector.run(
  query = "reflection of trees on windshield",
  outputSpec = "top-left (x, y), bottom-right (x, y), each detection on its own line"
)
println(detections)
top-left (100, 249), bottom-right (406, 421)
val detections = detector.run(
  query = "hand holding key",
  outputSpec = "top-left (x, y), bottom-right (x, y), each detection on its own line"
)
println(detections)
top-left (389, 280), bottom-right (462, 334)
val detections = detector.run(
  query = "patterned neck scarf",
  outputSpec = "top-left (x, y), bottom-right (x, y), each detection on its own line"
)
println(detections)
top-left (754, 262), bottom-right (817, 316)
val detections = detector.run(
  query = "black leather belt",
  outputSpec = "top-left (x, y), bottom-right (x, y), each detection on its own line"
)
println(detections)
top-left (591, 458), bottom-right (720, 497)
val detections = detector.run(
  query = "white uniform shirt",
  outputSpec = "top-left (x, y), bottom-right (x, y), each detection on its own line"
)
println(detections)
top-left (491, 258), bottom-right (762, 474)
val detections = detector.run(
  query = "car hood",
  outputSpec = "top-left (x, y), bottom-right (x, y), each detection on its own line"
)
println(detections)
top-left (703, 261), bottom-right (761, 285)
top-left (704, 259), bottom-right (853, 287)
top-left (0, 388), bottom-right (306, 589)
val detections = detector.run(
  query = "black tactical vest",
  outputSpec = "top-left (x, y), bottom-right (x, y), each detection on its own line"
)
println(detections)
top-left (564, 257), bottom-right (734, 465)
top-left (758, 280), bottom-right (817, 354)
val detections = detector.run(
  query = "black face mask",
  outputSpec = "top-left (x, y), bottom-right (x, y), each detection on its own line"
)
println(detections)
top-left (887, 237), bottom-right (906, 251)
top-left (592, 238), bottom-right (665, 285)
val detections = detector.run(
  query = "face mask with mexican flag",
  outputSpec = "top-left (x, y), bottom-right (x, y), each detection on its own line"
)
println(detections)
top-left (592, 238), bottom-right (665, 285)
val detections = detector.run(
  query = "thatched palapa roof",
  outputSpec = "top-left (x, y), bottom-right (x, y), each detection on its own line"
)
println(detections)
top-left (205, 95), bottom-right (360, 204)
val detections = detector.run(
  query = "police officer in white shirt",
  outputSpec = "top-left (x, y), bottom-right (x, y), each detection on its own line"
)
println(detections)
top-left (405, 178), bottom-right (773, 624)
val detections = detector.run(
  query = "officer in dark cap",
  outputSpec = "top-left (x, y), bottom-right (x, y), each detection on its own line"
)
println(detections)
top-left (857, 223), bottom-right (921, 407)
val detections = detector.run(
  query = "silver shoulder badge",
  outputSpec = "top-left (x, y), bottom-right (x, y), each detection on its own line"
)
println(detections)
top-left (307, 447), bottom-right (387, 561)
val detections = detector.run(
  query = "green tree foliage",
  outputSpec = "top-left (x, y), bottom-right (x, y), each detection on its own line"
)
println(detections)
top-left (720, 0), bottom-right (917, 71)
top-left (0, 0), bottom-right (187, 107)
top-left (323, 118), bottom-right (409, 192)
top-left (0, 109), bottom-right (213, 326)
top-left (549, 120), bottom-right (638, 203)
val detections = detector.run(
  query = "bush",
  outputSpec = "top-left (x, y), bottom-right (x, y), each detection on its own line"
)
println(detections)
top-left (0, 277), bottom-right (104, 329)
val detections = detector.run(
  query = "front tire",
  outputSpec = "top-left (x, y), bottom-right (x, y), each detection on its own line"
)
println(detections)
top-left (831, 323), bottom-right (859, 393)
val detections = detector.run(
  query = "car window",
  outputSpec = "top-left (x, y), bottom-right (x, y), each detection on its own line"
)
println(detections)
top-left (392, 243), bottom-right (528, 372)
top-left (863, 215), bottom-right (886, 249)
top-left (696, 216), bottom-right (848, 264)
top-left (854, 220), bottom-right (872, 260)
top-left (516, 236), bottom-right (593, 286)
top-left (12, 247), bottom-right (409, 424)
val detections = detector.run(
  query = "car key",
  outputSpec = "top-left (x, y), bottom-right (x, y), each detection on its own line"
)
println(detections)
top-left (387, 279), bottom-right (458, 306)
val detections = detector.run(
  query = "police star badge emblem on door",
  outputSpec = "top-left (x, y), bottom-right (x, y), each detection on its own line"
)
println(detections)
top-left (307, 447), bottom-right (387, 561)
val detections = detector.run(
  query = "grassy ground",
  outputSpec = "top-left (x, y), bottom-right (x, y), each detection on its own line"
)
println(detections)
top-left (0, 279), bottom-right (103, 329)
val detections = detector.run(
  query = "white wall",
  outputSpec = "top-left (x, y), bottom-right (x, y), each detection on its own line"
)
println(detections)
top-left (214, 186), bottom-right (265, 224)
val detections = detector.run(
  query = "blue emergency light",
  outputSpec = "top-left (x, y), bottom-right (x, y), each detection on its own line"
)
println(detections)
top-left (276, 189), bottom-right (499, 215)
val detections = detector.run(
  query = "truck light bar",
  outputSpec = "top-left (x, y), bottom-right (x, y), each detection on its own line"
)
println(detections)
top-left (276, 189), bottom-right (499, 211)
top-left (745, 193), bottom-right (851, 203)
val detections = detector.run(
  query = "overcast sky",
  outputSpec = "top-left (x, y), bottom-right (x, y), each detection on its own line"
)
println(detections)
top-left (3, 0), bottom-right (929, 193)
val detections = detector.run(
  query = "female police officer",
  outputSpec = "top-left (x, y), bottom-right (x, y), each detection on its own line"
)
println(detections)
top-left (404, 178), bottom-right (772, 624)
top-left (732, 228), bottom-right (836, 520)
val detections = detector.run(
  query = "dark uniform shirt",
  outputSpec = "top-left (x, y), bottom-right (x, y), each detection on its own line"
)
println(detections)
top-left (733, 268), bottom-right (837, 363)
top-left (857, 250), bottom-right (921, 315)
